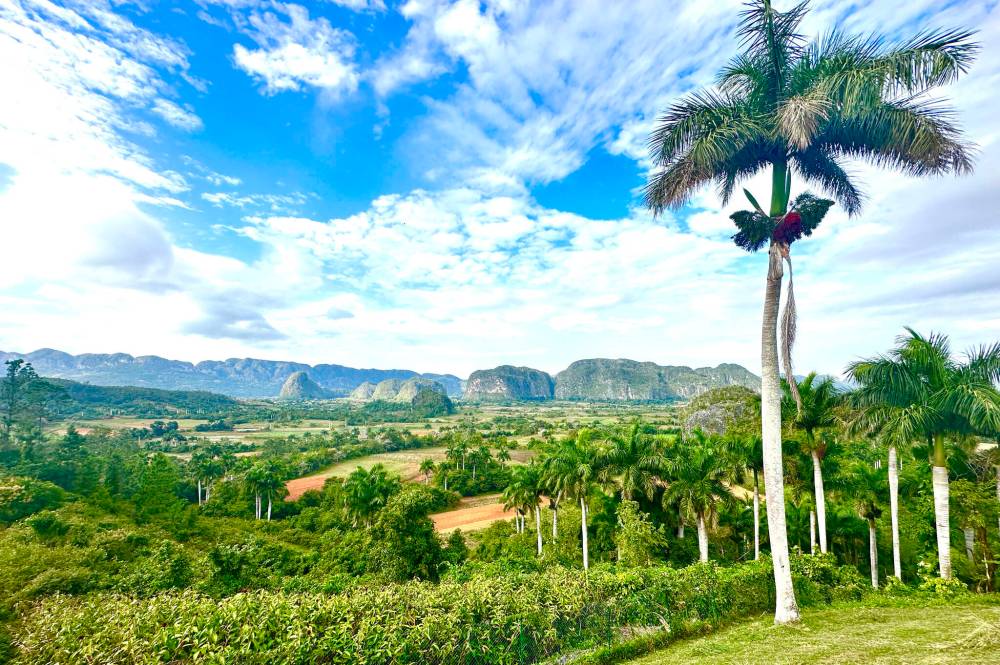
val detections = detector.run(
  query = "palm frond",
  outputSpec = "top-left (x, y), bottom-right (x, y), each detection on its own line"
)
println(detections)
top-left (729, 209), bottom-right (774, 252)
top-left (791, 147), bottom-right (863, 215)
top-left (737, 0), bottom-right (809, 99)
top-left (789, 192), bottom-right (833, 235)
top-left (817, 97), bottom-right (974, 176)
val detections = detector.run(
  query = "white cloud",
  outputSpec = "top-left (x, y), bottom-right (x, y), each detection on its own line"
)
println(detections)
top-left (232, 3), bottom-right (359, 95)
top-left (151, 99), bottom-right (204, 132)
top-left (0, 0), bottom-right (193, 190)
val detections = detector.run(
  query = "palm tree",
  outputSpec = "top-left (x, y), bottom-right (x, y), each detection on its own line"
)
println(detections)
top-left (495, 439), bottom-right (513, 467)
top-left (544, 431), bottom-right (600, 570)
top-left (503, 463), bottom-right (545, 555)
top-left (844, 460), bottom-right (886, 589)
top-left (419, 458), bottom-right (436, 484)
top-left (662, 432), bottom-right (734, 563)
top-left (245, 460), bottom-right (285, 521)
top-left (847, 330), bottom-right (1000, 579)
top-left (644, 0), bottom-right (976, 621)
top-left (783, 373), bottom-right (838, 553)
top-left (722, 433), bottom-right (764, 559)
top-left (343, 464), bottom-right (401, 528)
top-left (597, 421), bottom-right (661, 502)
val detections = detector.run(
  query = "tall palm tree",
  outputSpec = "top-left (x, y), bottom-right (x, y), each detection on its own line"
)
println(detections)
top-left (645, 0), bottom-right (975, 621)
top-left (544, 431), bottom-right (600, 570)
top-left (844, 460), bottom-right (886, 589)
top-left (662, 432), bottom-right (735, 563)
top-left (245, 460), bottom-right (285, 521)
top-left (503, 463), bottom-right (546, 555)
top-left (722, 433), bottom-right (764, 559)
top-left (847, 330), bottom-right (1000, 579)
top-left (598, 421), bottom-right (662, 501)
top-left (782, 373), bottom-right (838, 553)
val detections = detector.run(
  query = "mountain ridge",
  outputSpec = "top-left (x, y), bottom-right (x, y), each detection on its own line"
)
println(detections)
top-left (0, 348), bottom-right (463, 398)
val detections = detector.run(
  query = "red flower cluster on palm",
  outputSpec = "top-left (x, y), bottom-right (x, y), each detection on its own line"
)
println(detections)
top-left (771, 211), bottom-right (803, 246)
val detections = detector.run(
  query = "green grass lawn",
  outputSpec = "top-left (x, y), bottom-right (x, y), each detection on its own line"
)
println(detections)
top-left (629, 598), bottom-right (1000, 665)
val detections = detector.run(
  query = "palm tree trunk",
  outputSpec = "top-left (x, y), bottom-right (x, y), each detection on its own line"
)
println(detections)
top-left (809, 510), bottom-right (816, 554)
top-left (197, 479), bottom-right (203, 506)
top-left (581, 497), bottom-right (589, 571)
top-left (255, 493), bottom-right (261, 520)
top-left (888, 446), bottom-right (902, 580)
top-left (761, 242), bottom-right (800, 624)
top-left (932, 437), bottom-right (951, 579)
top-left (267, 496), bottom-right (272, 522)
top-left (811, 451), bottom-right (827, 553)
top-left (696, 512), bottom-right (709, 563)
top-left (995, 465), bottom-right (999, 542)
top-left (677, 507), bottom-right (684, 538)
top-left (964, 527), bottom-right (975, 564)
top-left (552, 502), bottom-right (558, 539)
top-left (753, 470), bottom-right (760, 560)
top-left (535, 505), bottom-right (542, 555)
top-left (868, 518), bottom-right (878, 589)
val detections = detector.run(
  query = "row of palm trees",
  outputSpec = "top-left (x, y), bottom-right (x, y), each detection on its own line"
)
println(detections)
top-left (499, 329), bottom-right (1000, 592)
top-left (503, 424), bottom-right (738, 570)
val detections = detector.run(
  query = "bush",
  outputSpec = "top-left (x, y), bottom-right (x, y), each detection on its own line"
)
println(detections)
top-left (12, 556), bottom-right (852, 664)
top-left (917, 576), bottom-right (968, 598)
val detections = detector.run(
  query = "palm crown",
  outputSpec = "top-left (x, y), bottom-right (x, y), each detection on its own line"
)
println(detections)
top-left (645, 0), bottom-right (975, 246)
top-left (847, 328), bottom-right (1000, 460)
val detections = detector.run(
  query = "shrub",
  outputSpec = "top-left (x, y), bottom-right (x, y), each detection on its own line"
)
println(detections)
top-left (918, 576), bottom-right (968, 598)
top-left (12, 556), bottom-right (850, 664)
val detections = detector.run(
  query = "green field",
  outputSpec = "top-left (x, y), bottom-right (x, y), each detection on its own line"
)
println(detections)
top-left (629, 599), bottom-right (1000, 665)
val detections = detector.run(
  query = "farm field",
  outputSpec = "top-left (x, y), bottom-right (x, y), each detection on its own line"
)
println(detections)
top-left (284, 445), bottom-right (536, 500)
top-left (431, 493), bottom-right (515, 533)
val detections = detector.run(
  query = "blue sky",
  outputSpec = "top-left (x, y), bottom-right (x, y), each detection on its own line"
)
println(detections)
top-left (1, 0), bottom-right (999, 377)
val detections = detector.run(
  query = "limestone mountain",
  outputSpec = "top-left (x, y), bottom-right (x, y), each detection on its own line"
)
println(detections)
top-left (349, 382), bottom-right (376, 401)
top-left (463, 366), bottom-right (555, 401)
top-left (0, 348), bottom-right (463, 398)
top-left (278, 372), bottom-right (329, 400)
top-left (396, 378), bottom-right (447, 402)
top-left (371, 379), bottom-right (405, 400)
top-left (554, 359), bottom-right (760, 401)
top-left (681, 385), bottom-right (761, 435)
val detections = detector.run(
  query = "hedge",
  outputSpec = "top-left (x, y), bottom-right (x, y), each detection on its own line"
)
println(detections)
top-left (11, 555), bottom-right (864, 664)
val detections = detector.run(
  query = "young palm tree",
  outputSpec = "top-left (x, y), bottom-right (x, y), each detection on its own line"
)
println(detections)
top-left (662, 432), bottom-right (735, 563)
top-left (782, 373), bottom-right (838, 553)
top-left (645, 0), bottom-right (975, 621)
top-left (847, 330), bottom-right (1000, 579)
top-left (419, 458), bottom-right (436, 484)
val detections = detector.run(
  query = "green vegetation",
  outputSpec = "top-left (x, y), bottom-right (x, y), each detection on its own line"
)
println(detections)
top-left (0, 6), bottom-right (996, 661)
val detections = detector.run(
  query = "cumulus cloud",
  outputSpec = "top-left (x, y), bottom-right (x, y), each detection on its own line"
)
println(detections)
top-left (232, 4), bottom-right (359, 95)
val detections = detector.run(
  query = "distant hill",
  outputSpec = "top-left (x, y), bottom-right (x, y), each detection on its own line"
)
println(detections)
top-left (353, 377), bottom-right (447, 402)
top-left (42, 378), bottom-right (238, 418)
top-left (554, 359), bottom-right (760, 401)
top-left (278, 372), bottom-right (330, 400)
top-left (463, 366), bottom-right (555, 401)
top-left (0, 349), bottom-right (464, 398)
